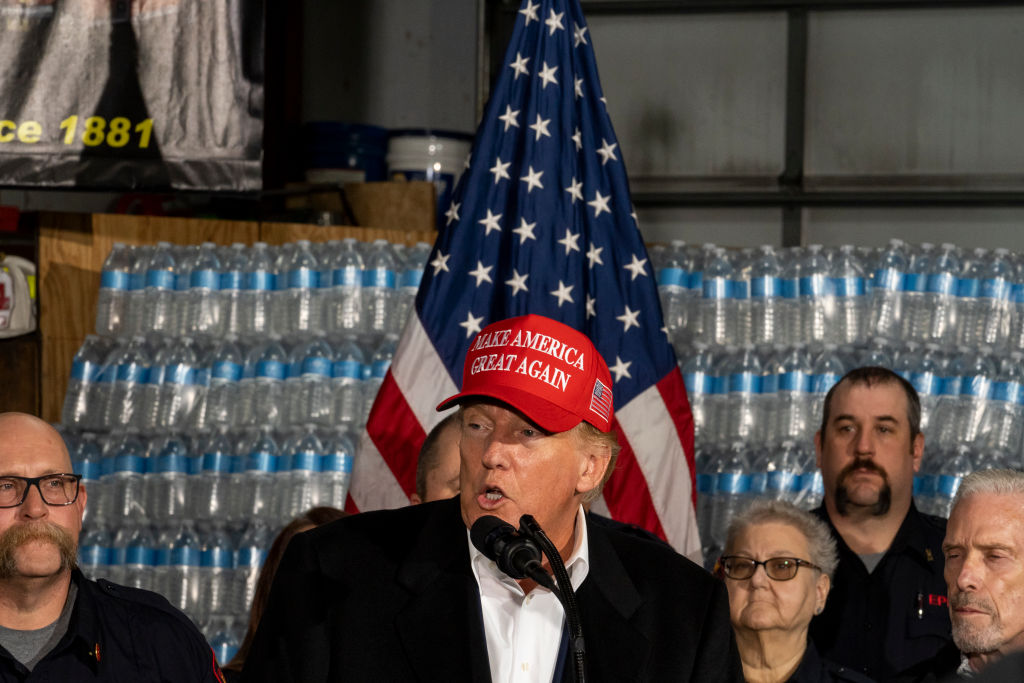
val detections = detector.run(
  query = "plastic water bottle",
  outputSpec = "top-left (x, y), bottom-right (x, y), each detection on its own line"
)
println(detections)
top-left (732, 249), bottom-right (753, 346)
top-left (983, 352), bottom-right (1024, 454)
top-left (324, 237), bottom-right (364, 335)
top-left (139, 337), bottom-right (168, 434)
top-left (778, 248), bottom-right (802, 347)
top-left (361, 239), bottom-right (398, 337)
top-left (70, 433), bottom-right (105, 530)
top-left (142, 242), bottom-right (178, 336)
top-left (708, 442), bottom-right (751, 555)
top-left (96, 242), bottom-right (133, 336)
top-left (724, 346), bottom-right (762, 443)
top-left (280, 427), bottom-right (323, 521)
top-left (104, 336), bottom-right (152, 432)
top-left (681, 344), bottom-right (715, 448)
top-left (150, 433), bottom-right (194, 525)
top-left (245, 338), bottom-right (289, 429)
top-left (748, 245), bottom-right (782, 347)
top-left (829, 245), bottom-right (866, 345)
top-left (78, 523), bottom-right (112, 581)
top-left (857, 336), bottom-right (893, 369)
top-left (695, 447), bottom-right (720, 562)
top-left (285, 336), bottom-right (335, 428)
top-left (955, 249), bottom-right (985, 349)
top-left (183, 242), bottom-right (224, 338)
top-left (901, 243), bottom-right (934, 343)
top-left (123, 245), bottom-right (150, 337)
top-left (364, 336), bottom-right (397, 422)
top-left (920, 242), bottom-right (962, 347)
top-left (775, 346), bottom-right (812, 445)
top-left (955, 349), bottom-right (997, 449)
top-left (658, 241), bottom-right (689, 337)
top-left (233, 429), bottom-right (280, 523)
top-left (1008, 262), bottom-right (1024, 352)
top-left (799, 245), bottom-right (830, 345)
top-left (162, 522), bottom-right (202, 619)
top-left (198, 525), bottom-right (236, 624)
top-left (394, 242), bottom-right (430, 336)
top-left (201, 338), bottom-right (244, 431)
top-left (902, 343), bottom-right (944, 436)
top-left (121, 524), bottom-right (157, 591)
top-left (975, 248), bottom-right (1015, 350)
top-left (934, 446), bottom-right (973, 517)
top-left (207, 617), bottom-right (242, 668)
top-left (706, 349), bottom-right (734, 445)
top-left (192, 430), bottom-right (236, 525)
top-left (808, 345), bottom-right (846, 432)
top-left (234, 520), bottom-right (271, 616)
top-left (869, 239), bottom-right (907, 342)
top-left (933, 351), bottom-right (967, 451)
top-left (220, 243), bottom-right (247, 338)
top-left (102, 431), bottom-right (149, 521)
top-left (279, 240), bottom-right (322, 339)
top-left (156, 337), bottom-right (201, 432)
top-left (63, 335), bottom-right (112, 430)
top-left (240, 242), bottom-right (276, 340)
top-left (763, 440), bottom-right (804, 505)
top-left (698, 247), bottom-right (736, 347)
top-left (319, 429), bottom-right (354, 509)
top-left (332, 337), bottom-right (367, 431)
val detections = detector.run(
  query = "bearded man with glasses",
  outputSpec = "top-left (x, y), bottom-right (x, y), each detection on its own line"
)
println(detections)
top-left (0, 413), bottom-right (223, 681)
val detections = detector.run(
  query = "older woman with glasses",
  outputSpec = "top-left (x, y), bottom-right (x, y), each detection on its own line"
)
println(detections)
top-left (720, 500), bottom-right (873, 683)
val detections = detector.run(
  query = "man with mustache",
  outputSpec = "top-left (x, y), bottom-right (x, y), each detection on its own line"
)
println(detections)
top-left (808, 367), bottom-right (958, 682)
top-left (243, 314), bottom-right (741, 681)
top-left (0, 412), bottom-right (223, 681)
top-left (942, 469), bottom-right (1024, 679)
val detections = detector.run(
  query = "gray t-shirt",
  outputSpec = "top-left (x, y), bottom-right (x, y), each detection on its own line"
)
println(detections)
top-left (858, 551), bottom-right (886, 574)
top-left (0, 582), bottom-right (77, 671)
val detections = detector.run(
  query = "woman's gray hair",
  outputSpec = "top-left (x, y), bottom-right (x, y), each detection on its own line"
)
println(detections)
top-left (724, 500), bottom-right (839, 579)
top-left (952, 469), bottom-right (1024, 510)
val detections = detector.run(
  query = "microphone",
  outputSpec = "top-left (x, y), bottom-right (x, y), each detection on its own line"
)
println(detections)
top-left (470, 515), bottom-right (557, 591)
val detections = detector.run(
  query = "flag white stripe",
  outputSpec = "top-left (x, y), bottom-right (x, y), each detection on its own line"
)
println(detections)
top-left (616, 387), bottom-right (701, 563)
top-left (352, 433), bottom-right (410, 511)
top-left (390, 314), bottom-right (461, 431)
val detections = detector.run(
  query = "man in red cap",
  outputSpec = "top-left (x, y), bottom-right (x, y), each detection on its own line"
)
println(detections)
top-left (244, 315), bottom-right (741, 682)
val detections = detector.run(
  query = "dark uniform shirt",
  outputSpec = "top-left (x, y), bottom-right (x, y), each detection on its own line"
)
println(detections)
top-left (0, 570), bottom-right (224, 682)
top-left (789, 640), bottom-right (877, 683)
top-left (809, 502), bottom-right (956, 683)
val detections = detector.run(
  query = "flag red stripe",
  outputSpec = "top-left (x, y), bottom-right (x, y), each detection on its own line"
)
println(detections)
top-left (365, 371), bottom-right (427, 498)
top-left (601, 419), bottom-right (668, 542)
top-left (656, 368), bottom-right (697, 507)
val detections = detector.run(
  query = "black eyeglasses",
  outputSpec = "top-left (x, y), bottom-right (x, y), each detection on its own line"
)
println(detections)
top-left (720, 556), bottom-right (822, 581)
top-left (0, 474), bottom-right (82, 508)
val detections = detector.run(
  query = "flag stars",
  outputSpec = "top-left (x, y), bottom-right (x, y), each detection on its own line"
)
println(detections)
top-left (430, 251), bottom-right (450, 275)
top-left (468, 261), bottom-right (493, 287)
top-left (490, 157), bottom-right (511, 184)
top-left (459, 311), bottom-right (484, 338)
top-left (572, 127), bottom-right (582, 151)
top-left (610, 356), bottom-right (633, 382)
top-left (538, 62), bottom-right (559, 89)
top-left (545, 8), bottom-right (565, 35)
top-left (597, 139), bottom-right (618, 165)
top-left (512, 218), bottom-right (537, 244)
top-left (586, 242), bottom-right (604, 268)
top-left (574, 77), bottom-right (584, 100)
top-left (557, 228), bottom-right (580, 255)
top-left (519, 0), bottom-right (539, 24)
top-left (498, 105), bottom-right (520, 131)
top-left (444, 200), bottom-right (460, 226)
top-left (585, 294), bottom-right (597, 318)
top-left (505, 269), bottom-right (529, 296)
top-left (574, 23), bottom-right (589, 47)
top-left (565, 177), bottom-right (583, 203)
top-left (623, 254), bottom-right (649, 281)
top-left (529, 113), bottom-right (551, 141)
top-left (588, 190), bottom-right (611, 218)
top-left (550, 280), bottom-right (574, 307)
top-left (616, 305), bottom-right (641, 332)
top-left (509, 52), bottom-right (530, 79)
top-left (478, 209), bottom-right (503, 235)
top-left (520, 166), bottom-right (544, 193)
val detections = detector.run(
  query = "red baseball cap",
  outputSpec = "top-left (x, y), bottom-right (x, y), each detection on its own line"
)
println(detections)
top-left (437, 314), bottom-right (614, 433)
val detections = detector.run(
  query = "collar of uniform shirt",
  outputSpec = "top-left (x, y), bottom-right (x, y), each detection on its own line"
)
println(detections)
top-left (467, 505), bottom-right (591, 596)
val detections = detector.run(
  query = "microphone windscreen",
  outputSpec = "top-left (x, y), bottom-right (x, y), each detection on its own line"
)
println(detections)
top-left (470, 515), bottom-right (516, 560)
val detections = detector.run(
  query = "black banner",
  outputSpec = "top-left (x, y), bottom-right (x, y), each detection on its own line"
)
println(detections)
top-left (0, 0), bottom-right (263, 191)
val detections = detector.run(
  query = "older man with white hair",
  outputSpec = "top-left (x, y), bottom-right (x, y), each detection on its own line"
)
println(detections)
top-left (943, 468), bottom-right (1024, 678)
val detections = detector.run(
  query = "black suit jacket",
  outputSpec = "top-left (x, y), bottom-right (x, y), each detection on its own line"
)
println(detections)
top-left (241, 497), bottom-right (742, 682)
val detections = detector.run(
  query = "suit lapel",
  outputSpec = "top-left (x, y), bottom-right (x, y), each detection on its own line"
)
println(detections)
top-left (568, 524), bottom-right (651, 682)
top-left (394, 499), bottom-right (491, 681)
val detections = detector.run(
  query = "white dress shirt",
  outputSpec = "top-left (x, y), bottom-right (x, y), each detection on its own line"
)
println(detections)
top-left (468, 506), bottom-right (591, 683)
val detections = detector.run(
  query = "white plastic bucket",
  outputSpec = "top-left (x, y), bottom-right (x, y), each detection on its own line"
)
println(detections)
top-left (387, 131), bottom-right (472, 226)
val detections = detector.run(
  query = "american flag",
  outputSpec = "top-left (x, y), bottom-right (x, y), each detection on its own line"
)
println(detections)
top-left (353, 0), bottom-right (700, 559)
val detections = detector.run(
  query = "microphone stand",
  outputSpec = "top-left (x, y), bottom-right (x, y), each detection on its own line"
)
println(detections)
top-left (519, 514), bottom-right (586, 683)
